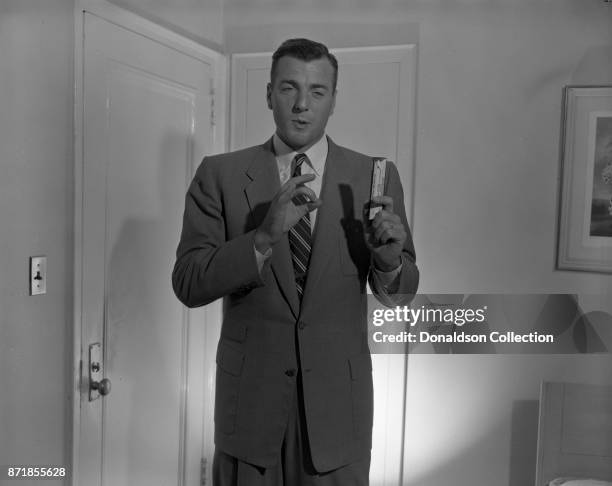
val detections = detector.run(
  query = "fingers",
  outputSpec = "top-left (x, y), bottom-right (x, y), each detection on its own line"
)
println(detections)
top-left (366, 200), bottom-right (406, 245)
top-left (293, 185), bottom-right (318, 204)
top-left (278, 175), bottom-right (319, 205)
top-left (293, 189), bottom-right (322, 217)
top-left (371, 209), bottom-right (401, 232)
top-left (371, 195), bottom-right (394, 212)
top-left (306, 199), bottom-right (323, 210)
top-left (280, 174), bottom-right (316, 195)
top-left (367, 196), bottom-right (399, 232)
top-left (291, 173), bottom-right (316, 185)
top-left (373, 221), bottom-right (406, 244)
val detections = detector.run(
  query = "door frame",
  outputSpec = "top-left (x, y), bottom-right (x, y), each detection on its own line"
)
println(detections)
top-left (72, 2), bottom-right (226, 484)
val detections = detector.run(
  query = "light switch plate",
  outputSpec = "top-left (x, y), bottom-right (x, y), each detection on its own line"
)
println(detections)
top-left (30, 256), bottom-right (47, 295)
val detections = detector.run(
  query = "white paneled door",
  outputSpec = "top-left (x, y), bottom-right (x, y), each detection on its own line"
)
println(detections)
top-left (76, 8), bottom-right (223, 486)
top-left (230, 45), bottom-right (417, 485)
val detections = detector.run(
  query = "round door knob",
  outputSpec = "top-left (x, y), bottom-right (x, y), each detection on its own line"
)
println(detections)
top-left (91, 378), bottom-right (112, 396)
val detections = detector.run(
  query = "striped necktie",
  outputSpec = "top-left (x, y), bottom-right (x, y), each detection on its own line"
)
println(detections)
top-left (289, 153), bottom-right (312, 300)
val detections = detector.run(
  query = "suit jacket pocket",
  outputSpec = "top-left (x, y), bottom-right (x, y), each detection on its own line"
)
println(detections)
top-left (348, 353), bottom-right (374, 438)
top-left (215, 341), bottom-right (244, 434)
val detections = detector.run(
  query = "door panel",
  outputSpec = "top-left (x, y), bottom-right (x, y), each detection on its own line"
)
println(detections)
top-left (230, 45), bottom-right (417, 485)
top-left (79, 11), bottom-right (217, 486)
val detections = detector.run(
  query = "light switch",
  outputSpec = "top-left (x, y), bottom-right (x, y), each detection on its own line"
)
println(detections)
top-left (30, 256), bottom-right (47, 295)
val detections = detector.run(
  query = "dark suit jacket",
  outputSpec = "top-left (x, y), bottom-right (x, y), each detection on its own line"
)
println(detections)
top-left (172, 137), bottom-right (419, 472)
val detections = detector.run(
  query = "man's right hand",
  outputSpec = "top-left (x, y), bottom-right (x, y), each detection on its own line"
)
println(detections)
top-left (254, 173), bottom-right (322, 253)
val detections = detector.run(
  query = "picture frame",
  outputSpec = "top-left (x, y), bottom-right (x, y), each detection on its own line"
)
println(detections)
top-left (557, 86), bottom-right (612, 273)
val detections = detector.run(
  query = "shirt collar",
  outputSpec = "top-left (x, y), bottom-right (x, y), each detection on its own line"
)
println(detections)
top-left (272, 133), bottom-right (328, 176)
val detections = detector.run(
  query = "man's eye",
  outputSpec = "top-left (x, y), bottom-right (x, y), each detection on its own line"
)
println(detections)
top-left (312, 91), bottom-right (325, 98)
top-left (280, 86), bottom-right (294, 92)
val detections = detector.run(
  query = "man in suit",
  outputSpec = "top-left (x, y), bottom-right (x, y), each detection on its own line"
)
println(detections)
top-left (172, 38), bottom-right (419, 486)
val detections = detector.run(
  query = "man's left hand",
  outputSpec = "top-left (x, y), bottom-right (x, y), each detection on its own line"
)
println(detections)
top-left (365, 195), bottom-right (406, 272)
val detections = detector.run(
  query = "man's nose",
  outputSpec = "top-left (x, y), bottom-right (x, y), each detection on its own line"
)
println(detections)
top-left (292, 91), bottom-right (308, 112)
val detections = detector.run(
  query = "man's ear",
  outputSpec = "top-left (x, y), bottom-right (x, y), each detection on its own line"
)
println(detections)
top-left (330, 89), bottom-right (337, 116)
top-left (266, 83), bottom-right (272, 110)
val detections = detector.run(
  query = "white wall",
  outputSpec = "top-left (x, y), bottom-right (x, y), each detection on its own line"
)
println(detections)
top-left (409, 2), bottom-right (612, 296)
top-left (108, 0), bottom-right (224, 50)
top-left (223, 1), bottom-right (612, 485)
top-left (0, 0), bottom-right (74, 478)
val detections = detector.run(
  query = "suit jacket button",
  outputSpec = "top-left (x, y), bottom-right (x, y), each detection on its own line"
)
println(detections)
top-left (285, 369), bottom-right (296, 377)
top-left (297, 321), bottom-right (306, 330)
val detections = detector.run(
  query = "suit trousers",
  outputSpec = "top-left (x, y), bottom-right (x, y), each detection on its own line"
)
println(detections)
top-left (212, 371), bottom-right (371, 486)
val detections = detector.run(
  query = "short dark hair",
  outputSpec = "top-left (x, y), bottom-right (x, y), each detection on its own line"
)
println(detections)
top-left (270, 38), bottom-right (338, 90)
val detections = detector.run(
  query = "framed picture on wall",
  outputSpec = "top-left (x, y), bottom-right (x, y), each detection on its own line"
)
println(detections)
top-left (557, 85), bottom-right (612, 273)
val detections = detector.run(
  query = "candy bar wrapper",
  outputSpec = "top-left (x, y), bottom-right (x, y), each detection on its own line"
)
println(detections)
top-left (369, 157), bottom-right (387, 220)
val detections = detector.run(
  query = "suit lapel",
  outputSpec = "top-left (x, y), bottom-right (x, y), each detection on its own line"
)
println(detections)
top-left (300, 138), bottom-right (359, 315)
top-left (244, 139), bottom-right (300, 318)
